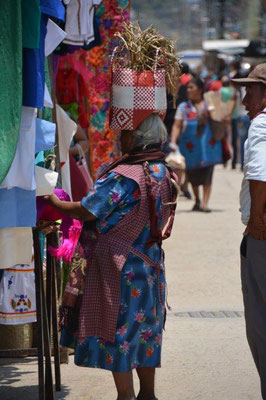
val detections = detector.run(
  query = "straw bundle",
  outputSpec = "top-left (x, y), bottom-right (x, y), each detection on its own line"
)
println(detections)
top-left (113, 22), bottom-right (181, 105)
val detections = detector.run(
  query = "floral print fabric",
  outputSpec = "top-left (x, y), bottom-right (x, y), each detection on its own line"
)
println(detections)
top-left (61, 162), bottom-right (166, 372)
top-left (177, 101), bottom-right (222, 170)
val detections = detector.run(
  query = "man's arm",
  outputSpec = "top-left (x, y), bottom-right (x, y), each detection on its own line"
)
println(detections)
top-left (44, 194), bottom-right (96, 222)
top-left (246, 180), bottom-right (266, 240)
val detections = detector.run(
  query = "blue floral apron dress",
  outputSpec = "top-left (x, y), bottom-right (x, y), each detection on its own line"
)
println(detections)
top-left (61, 162), bottom-right (167, 372)
top-left (178, 101), bottom-right (222, 170)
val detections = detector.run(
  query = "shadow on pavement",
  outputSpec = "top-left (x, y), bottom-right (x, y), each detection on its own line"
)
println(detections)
top-left (176, 208), bottom-right (225, 214)
top-left (0, 358), bottom-right (70, 399)
top-left (0, 385), bottom-right (70, 400)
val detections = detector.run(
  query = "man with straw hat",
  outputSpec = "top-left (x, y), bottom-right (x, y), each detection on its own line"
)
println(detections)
top-left (232, 63), bottom-right (266, 399)
top-left (46, 23), bottom-right (180, 400)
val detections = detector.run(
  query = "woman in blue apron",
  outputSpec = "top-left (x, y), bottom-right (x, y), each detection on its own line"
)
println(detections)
top-left (170, 78), bottom-right (222, 212)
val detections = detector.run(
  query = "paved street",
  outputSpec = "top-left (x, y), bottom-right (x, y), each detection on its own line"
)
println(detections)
top-left (0, 166), bottom-right (261, 399)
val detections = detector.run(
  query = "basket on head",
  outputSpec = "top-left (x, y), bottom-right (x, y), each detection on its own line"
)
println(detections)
top-left (110, 48), bottom-right (167, 131)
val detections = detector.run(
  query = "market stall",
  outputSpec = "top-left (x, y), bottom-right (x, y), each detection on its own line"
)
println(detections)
top-left (0, 1), bottom-right (130, 398)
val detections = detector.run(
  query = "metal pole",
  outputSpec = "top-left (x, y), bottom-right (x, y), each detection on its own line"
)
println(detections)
top-left (219, 0), bottom-right (226, 39)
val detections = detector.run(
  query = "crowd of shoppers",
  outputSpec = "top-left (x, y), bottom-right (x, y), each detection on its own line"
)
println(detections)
top-left (165, 60), bottom-right (253, 212)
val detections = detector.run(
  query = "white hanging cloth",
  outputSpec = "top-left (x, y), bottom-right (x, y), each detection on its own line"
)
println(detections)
top-left (56, 105), bottom-right (77, 199)
top-left (45, 18), bottom-right (67, 56)
top-left (63, 0), bottom-right (95, 46)
top-left (0, 107), bottom-right (36, 190)
top-left (0, 248), bottom-right (36, 325)
top-left (0, 227), bottom-right (33, 269)
top-left (35, 166), bottom-right (58, 196)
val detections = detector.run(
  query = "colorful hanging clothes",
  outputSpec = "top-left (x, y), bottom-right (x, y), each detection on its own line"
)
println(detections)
top-left (0, 251), bottom-right (36, 325)
top-left (61, 162), bottom-right (167, 372)
top-left (176, 101), bottom-right (223, 170)
top-left (0, 2), bottom-right (22, 184)
top-left (56, 0), bottom-right (131, 178)
top-left (23, 0), bottom-right (65, 109)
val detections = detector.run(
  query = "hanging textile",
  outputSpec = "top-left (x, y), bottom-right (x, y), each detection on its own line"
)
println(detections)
top-left (55, 0), bottom-right (131, 179)
top-left (0, 228), bottom-right (33, 269)
top-left (0, 107), bottom-right (36, 190)
top-left (23, 0), bottom-right (65, 109)
top-left (35, 166), bottom-right (58, 196)
top-left (63, 0), bottom-right (95, 46)
top-left (45, 18), bottom-right (67, 57)
top-left (0, 250), bottom-right (36, 325)
top-left (0, 188), bottom-right (36, 229)
top-left (85, 0), bottom-right (131, 178)
top-left (56, 105), bottom-right (77, 198)
top-left (40, 0), bottom-right (65, 21)
top-left (22, 0), bottom-right (41, 49)
top-left (0, 2), bottom-right (23, 184)
top-left (22, 15), bottom-right (48, 109)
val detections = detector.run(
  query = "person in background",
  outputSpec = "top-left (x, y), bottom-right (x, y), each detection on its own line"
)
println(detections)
top-left (70, 124), bottom-right (89, 158)
top-left (234, 63), bottom-right (266, 400)
top-left (202, 69), bottom-right (219, 92)
top-left (229, 60), bottom-right (241, 80)
top-left (165, 63), bottom-right (192, 199)
top-left (229, 60), bottom-right (243, 168)
top-left (220, 75), bottom-right (237, 158)
top-left (176, 63), bottom-right (192, 105)
top-left (237, 85), bottom-right (250, 171)
top-left (221, 72), bottom-right (239, 168)
top-left (170, 78), bottom-right (223, 212)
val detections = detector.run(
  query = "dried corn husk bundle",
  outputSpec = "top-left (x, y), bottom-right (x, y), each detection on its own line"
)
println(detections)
top-left (112, 22), bottom-right (181, 106)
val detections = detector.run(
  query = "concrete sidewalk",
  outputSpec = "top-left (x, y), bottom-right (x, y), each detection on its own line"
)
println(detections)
top-left (0, 166), bottom-right (261, 399)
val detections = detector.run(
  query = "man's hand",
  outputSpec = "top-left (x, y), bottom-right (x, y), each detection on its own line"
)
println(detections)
top-left (248, 180), bottom-right (266, 240)
top-left (246, 216), bottom-right (266, 240)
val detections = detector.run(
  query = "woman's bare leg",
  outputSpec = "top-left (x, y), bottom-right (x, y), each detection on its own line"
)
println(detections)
top-left (112, 371), bottom-right (136, 400)
top-left (202, 185), bottom-right (212, 209)
top-left (136, 367), bottom-right (156, 400)
top-left (192, 185), bottom-right (200, 205)
top-left (181, 172), bottom-right (188, 192)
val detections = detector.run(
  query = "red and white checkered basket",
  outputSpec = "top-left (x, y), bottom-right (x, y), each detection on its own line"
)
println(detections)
top-left (110, 48), bottom-right (167, 131)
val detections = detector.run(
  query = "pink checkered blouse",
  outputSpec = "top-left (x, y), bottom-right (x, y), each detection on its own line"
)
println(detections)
top-left (77, 164), bottom-right (175, 343)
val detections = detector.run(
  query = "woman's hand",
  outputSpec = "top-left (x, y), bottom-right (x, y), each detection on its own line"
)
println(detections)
top-left (44, 193), bottom-right (60, 208)
top-left (43, 194), bottom-right (96, 221)
top-left (169, 142), bottom-right (178, 152)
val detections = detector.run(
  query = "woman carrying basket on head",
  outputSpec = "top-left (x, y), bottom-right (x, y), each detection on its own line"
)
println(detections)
top-left (46, 23), bottom-right (180, 400)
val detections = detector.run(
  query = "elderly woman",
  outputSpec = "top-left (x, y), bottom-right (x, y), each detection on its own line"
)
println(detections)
top-left (47, 114), bottom-right (178, 400)
top-left (170, 78), bottom-right (223, 212)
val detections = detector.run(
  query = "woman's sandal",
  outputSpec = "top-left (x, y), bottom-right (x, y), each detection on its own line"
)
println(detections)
top-left (201, 207), bottom-right (211, 213)
top-left (192, 203), bottom-right (201, 211)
